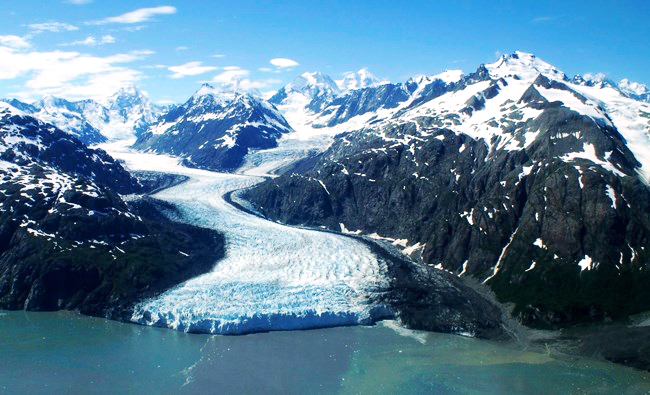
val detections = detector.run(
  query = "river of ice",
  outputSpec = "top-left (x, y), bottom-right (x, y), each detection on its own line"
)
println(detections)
top-left (101, 137), bottom-right (391, 334)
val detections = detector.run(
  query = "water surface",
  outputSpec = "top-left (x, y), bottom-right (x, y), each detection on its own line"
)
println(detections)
top-left (2, 311), bottom-right (649, 394)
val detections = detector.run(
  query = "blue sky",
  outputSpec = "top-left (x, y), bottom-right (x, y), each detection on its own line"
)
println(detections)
top-left (0, 0), bottom-right (647, 104)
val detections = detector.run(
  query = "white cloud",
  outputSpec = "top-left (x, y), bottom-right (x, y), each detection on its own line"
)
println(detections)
top-left (122, 25), bottom-right (147, 32)
top-left (168, 61), bottom-right (217, 79)
top-left (175, 46), bottom-right (189, 52)
top-left (213, 68), bottom-right (250, 83)
top-left (67, 0), bottom-right (93, 4)
top-left (61, 35), bottom-right (116, 46)
top-left (269, 58), bottom-right (299, 68)
top-left (258, 67), bottom-right (273, 72)
top-left (142, 64), bottom-right (167, 69)
top-left (211, 67), bottom-right (281, 92)
top-left (237, 78), bottom-right (282, 91)
top-left (90, 6), bottom-right (177, 25)
top-left (0, 35), bottom-right (30, 49)
top-left (0, 45), bottom-right (154, 101)
top-left (211, 54), bottom-right (225, 58)
top-left (583, 72), bottom-right (608, 82)
top-left (28, 22), bottom-right (79, 32)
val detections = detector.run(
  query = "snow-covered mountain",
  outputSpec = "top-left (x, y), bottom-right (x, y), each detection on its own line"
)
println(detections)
top-left (0, 85), bottom-right (162, 144)
top-left (134, 84), bottom-right (293, 171)
top-left (618, 78), bottom-right (650, 102)
top-left (102, 84), bottom-right (162, 139)
top-left (0, 95), bottom-right (108, 145)
top-left (336, 68), bottom-right (384, 92)
top-left (0, 102), bottom-right (223, 316)
top-left (269, 68), bottom-right (466, 136)
top-left (270, 71), bottom-right (341, 115)
top-left (245, 51), bottom-right (650, 328)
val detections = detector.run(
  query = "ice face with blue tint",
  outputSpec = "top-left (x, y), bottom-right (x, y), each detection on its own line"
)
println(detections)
top-left (108, 145), bottom-right (392, 334)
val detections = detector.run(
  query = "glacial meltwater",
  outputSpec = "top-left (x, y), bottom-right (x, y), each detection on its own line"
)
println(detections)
top-left (1, 311), bottom-right (649, 394)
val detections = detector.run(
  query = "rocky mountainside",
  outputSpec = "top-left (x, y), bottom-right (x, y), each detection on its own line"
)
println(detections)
top-left (244, 51), bottom-right (650, 328)
top-left (0, 103), bottom-right (224, 318)
top-left (1, 85), bottom-right (162, 144)
top-left (133, 84), bottom-right (293, 171)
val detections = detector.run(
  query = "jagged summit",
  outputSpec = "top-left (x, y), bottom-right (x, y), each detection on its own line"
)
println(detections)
top-left (286, 71), bottom-right (341, 97)
top-left (193, 82), bottom-right (218, 96)
top-left (104, 84), bottom-right (148, 108)
top-left (618, 78), bottom-right (650, 102)
top-left (337, 68), bottom-right (383, 91)
top-left (135, 81), bottom-right (292, 171)
top-left (37, 95), bottom-right (74, 110)
top-left (486, 51), bottom-right (567, 81)
top-left (619, 78), bottom-right (649, 96)
top-left (571, 73), bottom-right (616, 89)
top-left (0, 84), bottom-right (162, 142)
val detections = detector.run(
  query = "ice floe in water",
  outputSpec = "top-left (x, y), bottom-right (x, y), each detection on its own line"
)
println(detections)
top-left (103, 142), bottom-right (392, 334)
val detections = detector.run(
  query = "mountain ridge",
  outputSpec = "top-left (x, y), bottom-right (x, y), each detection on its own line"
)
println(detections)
top-left (244, 51), bottom-right (650, 328)
top-left (1, 85), bottom-right (162, 144)
top-left (133, 83), bottom-right (293, 171)
top-left (0, 104), bottom-right (225, 318)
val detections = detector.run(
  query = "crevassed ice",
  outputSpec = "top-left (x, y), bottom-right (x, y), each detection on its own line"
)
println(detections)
top-left (106, 143), bottom-right (392, 334)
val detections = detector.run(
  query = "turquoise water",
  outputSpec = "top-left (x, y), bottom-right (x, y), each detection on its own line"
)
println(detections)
top-left (1, 311), bottom-right (649, 394)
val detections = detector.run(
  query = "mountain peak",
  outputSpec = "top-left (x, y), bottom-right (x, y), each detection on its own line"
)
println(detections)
top-left (103, 84), bottom-right (152, 112)
top-left (618, 78), bottom-right (649, 101)
top-left (572, 73), bottom-right (616, 89)
top-left (107, 84), bottom-right (148, 102)
top-left (432, 69), bottom-right (464, 84)
top-left (486, 51), bottom-right (567, 81)
top-left (194, 83), bottom-right (218, 97)
top-left (37, 94), bottom-right (73, 110)
top-left (269, 71), bottom-right (341, 104)
top-left (293, 72), bottom-right (339, 91)
top-left (337, 68), bottom-right (383, 91)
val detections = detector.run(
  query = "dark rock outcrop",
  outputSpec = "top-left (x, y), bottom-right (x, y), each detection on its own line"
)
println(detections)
top-left (244, 76), bottom-right (650, 329)
top-left (0, 108), bottom-right (225, 320)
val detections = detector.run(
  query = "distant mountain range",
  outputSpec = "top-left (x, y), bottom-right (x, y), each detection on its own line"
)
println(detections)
top-left (1, 85), bottom-right (162, 145)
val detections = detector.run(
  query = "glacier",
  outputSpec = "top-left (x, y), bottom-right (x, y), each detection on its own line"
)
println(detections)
top-left (103, 141), bottom-right (392, 334)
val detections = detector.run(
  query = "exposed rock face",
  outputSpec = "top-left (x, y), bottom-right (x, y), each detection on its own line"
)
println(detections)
top-left (0, 106), bottom-right (224, 319)
top-left (134, 84), bottom-right (292, 171)
top-left (360, 237), bottom-right (509, 339)
top-left (244, 53), bottom-right (650, 329)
